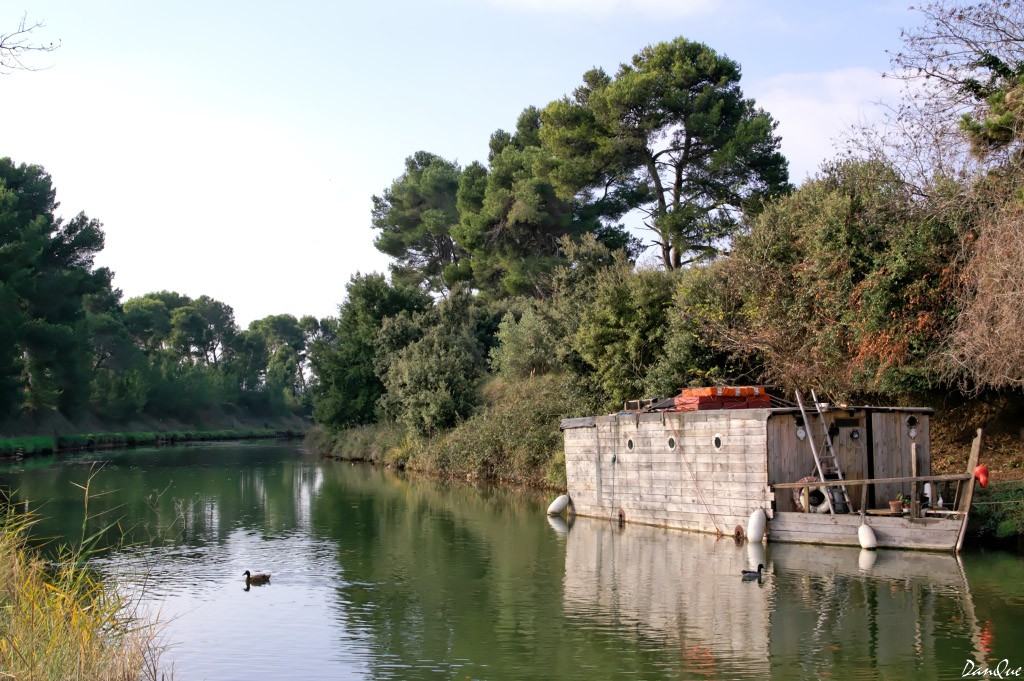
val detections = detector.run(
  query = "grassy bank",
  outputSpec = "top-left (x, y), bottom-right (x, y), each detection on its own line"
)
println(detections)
top-left (0, 504), bottom-right (164, 680)
top-left (0, 427), bottom-right (306, 458)
top-left (309, 374), bottom-right (571, 488)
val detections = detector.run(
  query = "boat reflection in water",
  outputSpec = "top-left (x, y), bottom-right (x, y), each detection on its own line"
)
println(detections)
top-left (560, 517), bottom-right (986, 680)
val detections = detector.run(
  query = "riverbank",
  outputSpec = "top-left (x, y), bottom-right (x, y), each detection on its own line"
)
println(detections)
top-left (0, 406), bottom-right (309, 458)
top-left (0, 427), bottom-right (306, 458)
top-left (308, 374), bottom-right (569, 488)
top-left (0, 502), bottom-right (164, 679)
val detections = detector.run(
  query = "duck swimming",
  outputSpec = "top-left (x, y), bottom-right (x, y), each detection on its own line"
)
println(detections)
top-left (741, 564), bottom-right (765, 580)
top-left (244, 570), bottom-right (271, 585)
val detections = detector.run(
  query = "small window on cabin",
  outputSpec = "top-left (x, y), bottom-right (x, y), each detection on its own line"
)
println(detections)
top-left (712, 434), bottom-right (724, 451)
top-left (667, 437), bottom-right (676, 450)
top-left (626, 438), bottom-right (635, 451)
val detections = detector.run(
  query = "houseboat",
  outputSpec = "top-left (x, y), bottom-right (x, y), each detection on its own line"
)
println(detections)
top-left (559, 388), bottom-right (985, 552)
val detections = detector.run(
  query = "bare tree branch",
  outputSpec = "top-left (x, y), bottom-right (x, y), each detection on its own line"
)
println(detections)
top-left (1, 13), bottom-right (59, 74)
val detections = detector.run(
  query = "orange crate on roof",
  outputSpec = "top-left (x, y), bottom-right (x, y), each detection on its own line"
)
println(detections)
top-left (677, 387), bottom-right (721, 398)
top-left (670, 401), bottom-right (723, 412)
top-left (678, 386), bottom-right (766, 399)
top-left (673, 395), bottom-right (723, 407)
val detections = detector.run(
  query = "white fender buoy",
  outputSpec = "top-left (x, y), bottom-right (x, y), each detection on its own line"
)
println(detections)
top-left (747, 509), bottom-right (767, 543)
top-left (546, 514), bottom-right (569, 535)
top-left (858, 548), bottom-right (878, 571)
top-left (747, 540), bottom-right (766, 569)
top-left (547, 494), bottom-right (570, 516)
top-left (858, 523), bottom-right (877, 550)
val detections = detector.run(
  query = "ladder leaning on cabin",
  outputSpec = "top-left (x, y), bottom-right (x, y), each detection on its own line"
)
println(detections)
top-left (795, 390), bottom-right (854, 514)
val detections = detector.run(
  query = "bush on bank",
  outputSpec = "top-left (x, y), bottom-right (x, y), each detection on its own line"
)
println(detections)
top-left (969, 481), bottom-right (1024, 544)
top-left (310, 374), bottom-right (570, 488)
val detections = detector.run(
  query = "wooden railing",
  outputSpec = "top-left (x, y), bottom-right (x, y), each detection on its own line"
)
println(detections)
top-left (773, 473), bottom-right (974, 515)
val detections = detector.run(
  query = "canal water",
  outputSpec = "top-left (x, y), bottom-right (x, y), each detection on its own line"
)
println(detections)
top-left (0, 442), bottom-right (1021, 680)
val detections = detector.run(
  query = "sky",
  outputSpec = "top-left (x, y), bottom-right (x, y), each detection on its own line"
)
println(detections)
top-left (0, 0), bottom-right (919, 327)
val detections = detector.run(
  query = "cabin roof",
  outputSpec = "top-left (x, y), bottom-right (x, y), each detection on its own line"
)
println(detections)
top-left (559, 405), bottom-right (933, 431)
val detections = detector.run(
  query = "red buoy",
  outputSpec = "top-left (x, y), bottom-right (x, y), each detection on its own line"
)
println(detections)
top-left (974, 464), bottom-right (990, 488)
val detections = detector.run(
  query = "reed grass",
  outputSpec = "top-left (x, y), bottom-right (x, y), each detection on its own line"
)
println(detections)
top-left (0, 436), bottom-right (55, 457)
top-left (0, 496), bottom-right (168, 680)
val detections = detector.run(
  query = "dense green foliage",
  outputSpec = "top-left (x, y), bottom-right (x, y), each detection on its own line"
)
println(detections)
top-left (0, 158), bottom-right (321, 429)
top-left (372, 152), bottom-right (463, 294)
top-left (0, 159), bottom-right (109, 415)
top-left (314, 373), bottom-right (569, 487)
top-left (7, 12), bottom-right (1024, 504)
top-left (969, 482), bottom-right (1024, 542)
top-left (308, 273), bottom-right (430, 429)
top-left (541, 38), bottom-right (791, 269)
top-left (722, 159), bottom-right (962, 398)
top-left (309, 16), bottom-right (1024, 497)
top-left (375, 292), bottom-right (488, 436)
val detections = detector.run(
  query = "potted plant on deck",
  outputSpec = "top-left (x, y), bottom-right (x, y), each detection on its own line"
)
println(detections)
top-left (889, 493), bottom-right (910, 513)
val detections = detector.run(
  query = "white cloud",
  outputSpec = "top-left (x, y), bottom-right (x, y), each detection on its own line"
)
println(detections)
top-left (750, 67), bottom-right (904, 183)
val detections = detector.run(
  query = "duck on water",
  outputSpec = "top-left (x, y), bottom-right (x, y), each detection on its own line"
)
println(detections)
top-left (742, 564), bottom-right (765, 580)
top-left (244, 570), bottom-right (271, 586)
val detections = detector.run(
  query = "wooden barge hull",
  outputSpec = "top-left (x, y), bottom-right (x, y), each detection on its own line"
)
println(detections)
top-left (561, 408), bottom-right (975, 552)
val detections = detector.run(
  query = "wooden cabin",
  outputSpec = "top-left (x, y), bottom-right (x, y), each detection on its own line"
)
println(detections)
top-left (561, 400), bottom-right (977, 552)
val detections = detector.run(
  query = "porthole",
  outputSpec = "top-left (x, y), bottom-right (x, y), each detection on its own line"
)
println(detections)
top-left (712, 433), bottom-right (724, 451)
top-left (626, 438), bottom-right (635, 451)
top-left (667, 437), bottom-right (676, 450)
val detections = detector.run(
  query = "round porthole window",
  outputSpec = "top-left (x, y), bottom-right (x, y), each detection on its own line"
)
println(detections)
top-left (668, 437), bottom-right (676, 450)
top-left (626, 438), bottom-right (635, 451)
top-left (712, 433), bottom-right (724, 451)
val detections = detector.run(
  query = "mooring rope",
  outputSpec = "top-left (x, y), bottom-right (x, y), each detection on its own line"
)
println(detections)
top-left (679, 446), bottom-right (723, 536)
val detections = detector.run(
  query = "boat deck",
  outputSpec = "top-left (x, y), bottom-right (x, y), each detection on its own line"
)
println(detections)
top-left (769, 511), bottom-right (964, 551)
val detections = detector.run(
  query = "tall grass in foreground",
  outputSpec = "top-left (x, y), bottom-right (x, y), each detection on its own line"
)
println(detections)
top-left (0, 500), bottom-right (166, 680)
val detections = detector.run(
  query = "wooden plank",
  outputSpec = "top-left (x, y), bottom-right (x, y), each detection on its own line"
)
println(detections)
top-left (911, 442), bottom-right (919, 519)
top-left (956, 429), bottom-right (983, 552)
top-left (872, 412), bottom-right (895, 503)
top-left (773, 473), bottom-right (971, 489)
top-left (770, 516), bottom-right (959, 540)
top-left (769, 527), bottom-right (957, 551)
top-left (560, 417), bottom-right (596, 430)
top-left (769, 512), bottom-right (960, 550)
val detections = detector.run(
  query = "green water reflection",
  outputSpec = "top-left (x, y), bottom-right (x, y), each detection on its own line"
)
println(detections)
top-left (0, 443), bottom-right (1021, 680)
